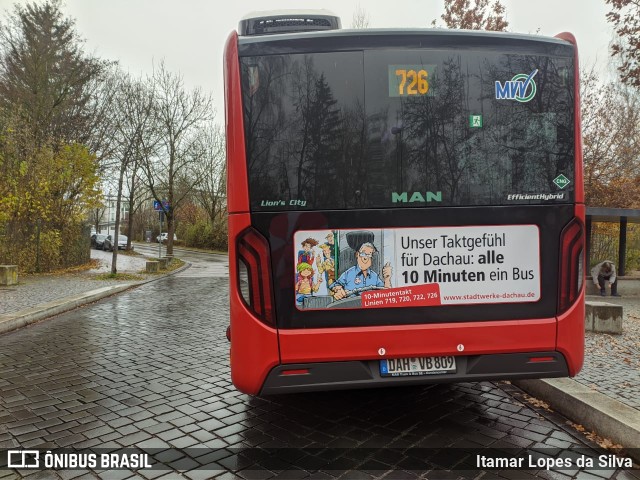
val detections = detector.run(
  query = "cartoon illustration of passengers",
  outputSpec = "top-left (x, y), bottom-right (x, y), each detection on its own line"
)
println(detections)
top-left (297, 238), bottom-right (318, 266)
top-left (296, 262), bottom-right (321, 306)
top-left (330, 242), bottom-right (392, 300)
top-left (325, 231), bottom-right (336, 258)
top-left (316, 243), bottom-right (335, 284)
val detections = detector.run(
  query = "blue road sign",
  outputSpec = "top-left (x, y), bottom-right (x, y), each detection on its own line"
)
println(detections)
top-left (153, 200), bottom-right (170, 211)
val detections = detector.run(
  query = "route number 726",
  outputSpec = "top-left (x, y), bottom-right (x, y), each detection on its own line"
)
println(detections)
top-left (395, 69), bottom-right (429, 96)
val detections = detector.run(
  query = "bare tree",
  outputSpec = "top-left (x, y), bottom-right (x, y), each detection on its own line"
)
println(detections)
top-left (143, 61), bottom-right (213, 257)
top-left (106, 71), bottom-right (156, 274)
top-left (582, 66), bottom-right (640, 207)
top-left (89, 205), bottom-right (106, 233)
top-left (432, 0), bottom-right (509, 31)
top-left (351, 4), bottom-right (371, 29)
top-left (124, 159), bottom-right (153, 243)
top-left (192, 124), bottom-right (226, 226)
top-left (85, 69), bottom-right (121, 171)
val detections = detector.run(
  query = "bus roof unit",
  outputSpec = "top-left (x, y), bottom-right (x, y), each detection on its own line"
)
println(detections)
top-left (239, 9), bottom-right (341, 36)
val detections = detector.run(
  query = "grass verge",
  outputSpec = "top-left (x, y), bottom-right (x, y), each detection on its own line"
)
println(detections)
top-left (94, 272), bottom-right (145, 281)
top-left (139, 257), bottom-right (186, 275)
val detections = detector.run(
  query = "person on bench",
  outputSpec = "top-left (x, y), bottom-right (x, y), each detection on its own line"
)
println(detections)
top-left (591, 260), bottom-right (620, 297)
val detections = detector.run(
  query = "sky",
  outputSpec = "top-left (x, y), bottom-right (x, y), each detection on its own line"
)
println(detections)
top-left (0, 0), bottom-right (615, 121)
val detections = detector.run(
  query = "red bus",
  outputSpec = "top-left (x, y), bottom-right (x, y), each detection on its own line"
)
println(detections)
top-left (224, 11), bottom-right (584, 395)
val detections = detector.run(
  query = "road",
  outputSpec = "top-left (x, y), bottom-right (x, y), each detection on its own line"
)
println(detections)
top-left (134, 243), bottom-right (229, 279)
top-left (0, 249), bottom-right (635, 479)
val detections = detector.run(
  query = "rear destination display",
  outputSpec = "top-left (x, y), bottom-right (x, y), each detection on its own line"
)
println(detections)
top-left (293, 226), bottom-right (540, 311)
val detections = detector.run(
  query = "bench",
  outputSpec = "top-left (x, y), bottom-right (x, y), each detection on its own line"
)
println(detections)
top-left (0, 265), bottom-right (18, 286)
top-left (585, 301), bottom-right (623, 334)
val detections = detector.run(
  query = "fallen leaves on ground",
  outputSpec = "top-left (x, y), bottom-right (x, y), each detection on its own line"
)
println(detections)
top-left (567, 421), bottom-right (624, 453)
top-left (584, 319), bottom-right (640, 371)
top-left (522, 393), bottom-right (553, 412)
top-left (22, 259), bottom-right (102, 276)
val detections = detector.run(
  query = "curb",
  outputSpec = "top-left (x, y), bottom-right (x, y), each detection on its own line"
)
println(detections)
top-left (0, 284), bottom-right (137, 335)
top-left (0, 261), bottom-right (191, 336)
top-left (515, 378), bottom-right (640, 463)
top-left (132, 242), bottom-right (227, 256)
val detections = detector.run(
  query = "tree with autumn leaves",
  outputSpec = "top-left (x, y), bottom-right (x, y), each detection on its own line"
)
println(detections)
top-left (587, 0), bottom-right (640, 209)
top-left (0, 1), bottom-right (223, 272)
top-left (0, 1), bottom-right (105, 272)
top-left (432, 0), bottom-right (508, 31)
top-left (582, 70), bottom-right (640, 209)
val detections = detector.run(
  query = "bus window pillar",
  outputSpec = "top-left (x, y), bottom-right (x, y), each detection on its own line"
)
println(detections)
top-left (585, 215), bottom-right (592, 274)
top-left (618, 216), bottom-right (627, 276)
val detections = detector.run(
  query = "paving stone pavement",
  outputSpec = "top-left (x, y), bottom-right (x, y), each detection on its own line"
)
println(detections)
top-left (0, 274), bottom-right (132, 317)
top-left (575, 295), bottom-right (640, 411)
top-left (0, 249), bottom-right (152, 317)
top-left (0, 263), bottom-right (638, 479)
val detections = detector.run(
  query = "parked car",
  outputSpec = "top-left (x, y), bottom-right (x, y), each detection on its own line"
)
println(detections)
top-left (156, 232), bottom-right (177, 243)
top-left (103, 234), bottom-right (131, 251)
top-left (90, 233), bottom-right (108, 249)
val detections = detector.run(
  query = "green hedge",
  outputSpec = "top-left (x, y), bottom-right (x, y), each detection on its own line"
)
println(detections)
top-left (180, 219), bottom-right (228, 251)
top-left (0, 222), bottom-right (90, 273)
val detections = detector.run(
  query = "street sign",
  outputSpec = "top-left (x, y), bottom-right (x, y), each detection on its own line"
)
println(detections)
top-left (153, 200), bottom-right (170, 211)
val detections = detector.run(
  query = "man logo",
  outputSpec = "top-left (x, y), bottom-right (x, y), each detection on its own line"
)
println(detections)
top-left (495, 69), bottom-right (538, 103)
top-left (392, 191), bottom-right (442, 203)
top-left (8, 450), bottom-right (39, 468)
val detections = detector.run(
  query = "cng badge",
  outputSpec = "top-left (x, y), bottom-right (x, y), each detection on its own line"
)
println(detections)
top-left (495, 69), bottom-right (538, 103)
top-left (553, 174), bottom-right (571, 189)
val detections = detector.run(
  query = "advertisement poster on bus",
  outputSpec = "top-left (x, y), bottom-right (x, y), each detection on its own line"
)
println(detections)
top-left (293, 226), bottom-right (540, 310)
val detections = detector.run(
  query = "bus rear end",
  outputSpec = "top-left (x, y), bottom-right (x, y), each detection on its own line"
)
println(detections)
top-left (225, 12), bottom-right (584, 395)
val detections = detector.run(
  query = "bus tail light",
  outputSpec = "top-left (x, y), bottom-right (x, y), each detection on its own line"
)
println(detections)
top-left (236, 227), bottom-right (275, 327)
top-left (281, 369), bottom-right (310, 376)
top-left (528, 356), bottom-right (555, 363)
top-left (558, 218), bottom-right (584, 314)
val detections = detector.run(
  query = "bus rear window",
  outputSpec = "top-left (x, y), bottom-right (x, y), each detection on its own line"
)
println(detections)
top-left (241, 48), bottom-right (574, 211)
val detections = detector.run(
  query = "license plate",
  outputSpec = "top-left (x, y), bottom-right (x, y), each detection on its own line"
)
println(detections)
top-left (380, 356), bottom-right (456, 377)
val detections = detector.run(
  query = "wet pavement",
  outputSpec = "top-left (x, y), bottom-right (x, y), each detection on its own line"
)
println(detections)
top-left (0, 249), bottom-right (149, 317)
top-left (87, 249), bottom-right (150, 274)
top-left (0, 251), bottom-right (638, 479)
top-left (577, 295), bottom-right (640, 411)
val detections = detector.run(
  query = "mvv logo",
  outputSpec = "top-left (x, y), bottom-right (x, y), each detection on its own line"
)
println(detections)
top-left (495, 69), bottom-right (538, 103)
